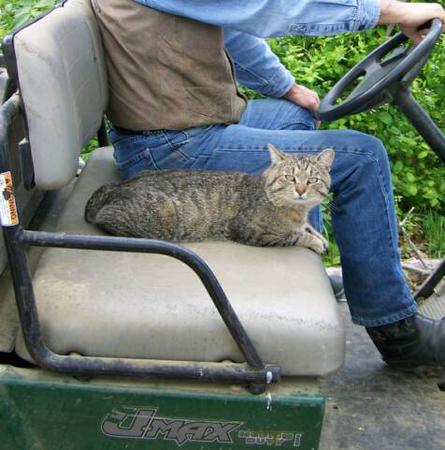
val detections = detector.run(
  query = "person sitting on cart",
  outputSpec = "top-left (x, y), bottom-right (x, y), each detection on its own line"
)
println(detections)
top-left (91, 0), bottom-right (445, 370)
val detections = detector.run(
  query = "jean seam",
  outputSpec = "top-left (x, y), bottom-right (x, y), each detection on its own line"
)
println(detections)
top-left (212, 146), bottom-right (374, 153)
top-left (352, 149), bottom-right (400, 271)
top-left (350, 304), bottom-right (417, 327)
top-left (148, 150), bottom-right (160, 170)
top-left (278, 120), bottom-right (316, 131)
top-left (373, 153), bottom-right (399, 265)
top-left (116, 147), bottom-right (155, 169)
top-left (162, 132), bottom-right (192, 161)
top-left (372, 150), bottom-right (414, 307)
top-left (266, 69), bottom-right (295, 98)
top-left (215, 145), bottom-right (328, 152)
top-left (233, 62), bottom-right (269, 88)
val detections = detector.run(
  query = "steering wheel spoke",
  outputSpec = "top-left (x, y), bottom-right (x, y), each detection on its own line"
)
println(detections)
top-left (379, 45), bottom-right (409, 66)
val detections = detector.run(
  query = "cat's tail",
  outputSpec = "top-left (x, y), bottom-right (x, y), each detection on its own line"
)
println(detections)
top-left (84, 184), bottom-right (117, 224)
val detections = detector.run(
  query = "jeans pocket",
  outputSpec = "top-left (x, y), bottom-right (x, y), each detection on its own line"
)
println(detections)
top-left (112, 130), bottom-right (194, 178)
top-left (159, 130), bottom-right (192, 161)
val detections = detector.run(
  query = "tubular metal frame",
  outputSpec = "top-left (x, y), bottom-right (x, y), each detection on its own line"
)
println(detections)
top-left (0, 93), bottom-right (279, 394)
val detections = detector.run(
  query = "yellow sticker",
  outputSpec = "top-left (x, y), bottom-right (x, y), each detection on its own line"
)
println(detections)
top-left (0, 171), bottom-right (19, 226)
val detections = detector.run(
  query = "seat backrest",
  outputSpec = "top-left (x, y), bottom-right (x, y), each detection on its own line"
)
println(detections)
top-left (11, 0), bottom-right (108, 190)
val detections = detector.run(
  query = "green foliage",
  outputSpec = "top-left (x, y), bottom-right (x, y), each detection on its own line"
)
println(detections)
top-left (81, 137), bottom-right (99, 160)
top-left (0, 0), bottom-right (56, 39)
top-left (321, 199), bottom-right (341, 266)
top-left (268, 30), bottom-right (445, 214)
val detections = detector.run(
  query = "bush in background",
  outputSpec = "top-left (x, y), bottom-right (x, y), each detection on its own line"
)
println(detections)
top-left (0, 0), bottom-right (54, 37)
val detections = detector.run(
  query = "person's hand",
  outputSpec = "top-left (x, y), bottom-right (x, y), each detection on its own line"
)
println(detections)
top-left (379, 1), bottom-right (445, 44)
top-left (283, 83), bottom-right (320, 113)
top-left (282, 83), bottom-right (321, 127)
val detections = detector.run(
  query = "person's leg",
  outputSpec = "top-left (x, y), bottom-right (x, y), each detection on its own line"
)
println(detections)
top-left (110, 99), bottom-right (445, 367)
top-left (112, 99), bottom-right (415, 326)
top-left (190, 126), bottom-right (416, 326)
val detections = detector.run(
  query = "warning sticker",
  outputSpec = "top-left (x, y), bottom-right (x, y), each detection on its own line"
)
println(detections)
top-left (0, 171), bottom-right (19, 226)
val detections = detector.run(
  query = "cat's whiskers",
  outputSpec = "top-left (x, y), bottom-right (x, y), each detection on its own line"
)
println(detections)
top-left (326, 200), bottom-right (341, 216)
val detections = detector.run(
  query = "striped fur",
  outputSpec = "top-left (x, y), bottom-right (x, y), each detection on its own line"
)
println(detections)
top-left (85, 145), bottom-right (334, 253)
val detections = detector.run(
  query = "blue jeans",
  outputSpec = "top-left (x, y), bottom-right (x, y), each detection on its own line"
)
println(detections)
top-left (110, 99), bottom-right (417, 327)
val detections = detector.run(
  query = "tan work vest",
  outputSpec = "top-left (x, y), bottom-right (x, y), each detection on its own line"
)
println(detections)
top-left (91, 0), bottom-right (247, 131)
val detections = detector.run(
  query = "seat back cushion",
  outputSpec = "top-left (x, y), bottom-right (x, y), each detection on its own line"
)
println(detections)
top-left (13, 0), bottom-right (107, 190)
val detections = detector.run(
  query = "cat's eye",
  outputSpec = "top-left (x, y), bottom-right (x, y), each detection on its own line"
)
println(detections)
top-left (308, 177), bottom-right (319, 184)
top-left (284, 175), bottom-right (295, 182)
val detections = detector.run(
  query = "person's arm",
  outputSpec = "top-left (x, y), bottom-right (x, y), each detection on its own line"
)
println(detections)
top-left (224, 29), bottom-right (320, 114)
top-left (134, 0), bottom-right (381, 37)
top-left (135, 0), bottom-right (444, 41)
top-left (224, 29), bottom-right (294, 98)
top-left (135, 0), bottom-right (444, 39)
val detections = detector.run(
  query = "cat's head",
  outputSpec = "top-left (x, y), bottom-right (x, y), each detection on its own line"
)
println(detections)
top-left (263, 144), bottom-right (334, 208)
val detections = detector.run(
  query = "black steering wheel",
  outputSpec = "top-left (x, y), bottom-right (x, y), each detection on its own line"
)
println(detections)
top-left (318, 18), bottom-right (445, 163)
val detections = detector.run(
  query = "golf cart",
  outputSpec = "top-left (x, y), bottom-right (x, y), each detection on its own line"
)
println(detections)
top-left (0, 1), bottom-right (443, 448)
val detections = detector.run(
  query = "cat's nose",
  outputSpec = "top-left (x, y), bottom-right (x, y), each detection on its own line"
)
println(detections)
top-left (295, 185), bottom-right (306, 196)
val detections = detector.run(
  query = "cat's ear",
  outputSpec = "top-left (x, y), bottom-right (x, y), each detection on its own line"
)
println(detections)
top-left (268, 144), bottom-right (287, 165)
top-left (316, 148), bottom-right (335, 169)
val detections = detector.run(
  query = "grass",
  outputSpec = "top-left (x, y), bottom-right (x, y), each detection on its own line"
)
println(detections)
top-left (422, 211), bottom-right (445, 258)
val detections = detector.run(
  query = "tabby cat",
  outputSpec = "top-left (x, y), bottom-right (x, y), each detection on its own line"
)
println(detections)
top-left (85, 145), bottom-right (334, 254)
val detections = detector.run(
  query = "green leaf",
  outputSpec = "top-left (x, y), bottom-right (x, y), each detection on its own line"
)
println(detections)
top-left (406, 173), bottom-right (416, 182)
top-left (380, 112), bottom-right (393, 125)
top-left (418, 150), bottom-right (429, 159)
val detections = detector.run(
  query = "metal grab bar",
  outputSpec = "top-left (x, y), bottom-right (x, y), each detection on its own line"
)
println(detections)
top-left (0, 93), bottom-right (280, 394)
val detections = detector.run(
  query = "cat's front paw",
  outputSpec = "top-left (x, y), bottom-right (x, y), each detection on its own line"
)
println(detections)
top-left (320, 235), bottom-right (329, 253)
top-left (309, 235), bottom-right (328, 255)
top-left (304, 228), bottom-right (328, 254)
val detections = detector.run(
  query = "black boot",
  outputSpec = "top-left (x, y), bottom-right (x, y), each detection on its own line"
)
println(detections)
top-left (366, 313), bottom-right (445, 370)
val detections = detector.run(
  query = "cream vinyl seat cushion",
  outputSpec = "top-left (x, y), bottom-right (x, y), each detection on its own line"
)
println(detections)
top-left (16, 148), bottom-right (345, 375)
